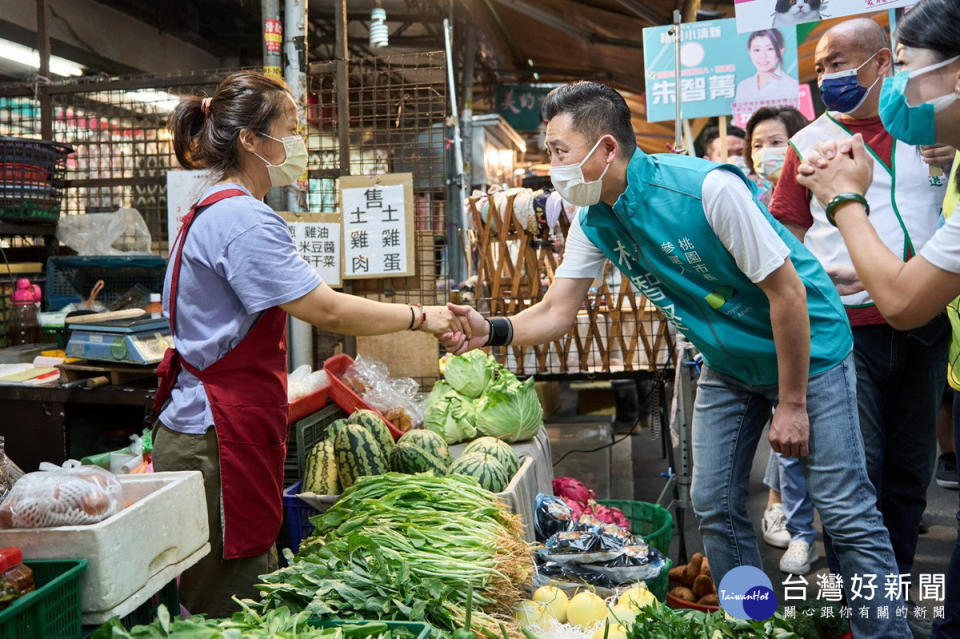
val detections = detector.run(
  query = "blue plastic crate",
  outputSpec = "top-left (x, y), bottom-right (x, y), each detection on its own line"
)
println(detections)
top-left (45, 255), bottom-right (167, 311)
top-left (283, 481), bottom-right (320, 554)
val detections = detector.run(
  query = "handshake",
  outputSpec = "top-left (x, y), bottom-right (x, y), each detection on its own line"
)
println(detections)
top-left (420, 303), bottom-right (492, 355)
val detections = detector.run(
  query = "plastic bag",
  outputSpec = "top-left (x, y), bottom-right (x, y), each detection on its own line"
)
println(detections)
top-left (344, 356), bottom-right (424, 430)
top-left (534, 493), bottom-right (576, 542)
top-left (0, 460), bottom-right (123, 528)
top-left (56, 207), bottom-right (152, 255)
top-left (0, 437), bottom-right (24, 504)
top-left (287, 365), bottom-right (330, 401)
top-left (80, 429), bottom-right (153, 474)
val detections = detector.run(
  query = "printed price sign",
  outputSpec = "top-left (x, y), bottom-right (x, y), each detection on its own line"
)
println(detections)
top-left (340, 173), bottom-right (415, 280)
top-left (281, 212), bottom-right (342, 288)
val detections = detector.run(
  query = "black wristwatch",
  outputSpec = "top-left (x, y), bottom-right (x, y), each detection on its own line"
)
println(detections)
top-left (825, 193), bottom-right (870, 227)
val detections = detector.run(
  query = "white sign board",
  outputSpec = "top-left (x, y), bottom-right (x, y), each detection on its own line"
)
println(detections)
top-left (340, 173), bottom-right (415, 280)
top-left (166, 169), bottom-right (214, 246)
top-left (734, 0), bottom-right (917, 33)
top-left (281, 213), bottom-right (343, 288)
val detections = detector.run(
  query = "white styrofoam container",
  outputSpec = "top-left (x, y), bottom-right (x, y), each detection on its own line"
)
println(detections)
top-left (0, 470), bottom-right (209, 620)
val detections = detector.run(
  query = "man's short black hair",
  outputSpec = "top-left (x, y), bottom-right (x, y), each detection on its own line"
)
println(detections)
top-left (699, 124), bottom-right (746, 158)
top-left (541, 81), bottom-right (637, 158)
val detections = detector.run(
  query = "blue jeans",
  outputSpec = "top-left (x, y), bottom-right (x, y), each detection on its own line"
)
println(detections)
top-left (932, 389), bottom-right (960, 637)
top-left (763, 451), bottom-right (816, 545)
top-left (844, 320), bottom-right (948, 575)
top-left (691, 354), bottom-right (909, 639)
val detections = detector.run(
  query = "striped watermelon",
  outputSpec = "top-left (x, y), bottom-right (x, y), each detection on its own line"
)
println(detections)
top-left (303, 438), bottom-right (339, 495)
top-left (448, 452), bottom-right (509, 493)
top-left (397, 429), bottom-right (451, 465)
top-left (334, 423), bottom-right (388, 489)
top-left (324, 417), bottom-right (350, 443)
top-left (462, 437), bottom-right (520, 478)
top-left (389, 441), bottom-right (448, 475)
top-left (348, 409), bottom-right (395, 456)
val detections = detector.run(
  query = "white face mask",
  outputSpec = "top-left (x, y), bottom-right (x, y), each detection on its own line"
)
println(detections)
top-left (254, 133), bottom-right (308, 187)
top-left (752, 146), bottom-right (787, 181)
top-left (550, 137), bottom-right (611, 207)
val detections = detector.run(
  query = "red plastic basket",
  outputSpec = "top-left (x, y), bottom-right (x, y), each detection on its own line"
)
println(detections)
top-left (322, 354), bottom-right (403, 440)
top-left (288, 387), bottom-right (330, 424)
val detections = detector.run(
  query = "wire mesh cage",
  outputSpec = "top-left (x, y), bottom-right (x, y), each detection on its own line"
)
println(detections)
top-left (308, 51), bottom-right (449, 306)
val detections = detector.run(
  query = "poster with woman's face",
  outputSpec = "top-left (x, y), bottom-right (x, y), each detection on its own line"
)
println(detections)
top-left (734, 0), bottom-right (916, 33)
top-left (731, 28), bottom-right (800, 127)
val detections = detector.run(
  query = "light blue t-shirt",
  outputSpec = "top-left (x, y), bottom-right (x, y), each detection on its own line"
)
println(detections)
top-left (159, 183), bottom-right (321, 434)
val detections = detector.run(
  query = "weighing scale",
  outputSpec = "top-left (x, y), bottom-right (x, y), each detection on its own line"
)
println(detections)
top-left (66, 316), bottom-right (171, 365)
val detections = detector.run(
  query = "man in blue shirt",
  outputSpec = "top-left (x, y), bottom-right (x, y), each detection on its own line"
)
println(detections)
top-left (444, 82), bottom-right (907, 638)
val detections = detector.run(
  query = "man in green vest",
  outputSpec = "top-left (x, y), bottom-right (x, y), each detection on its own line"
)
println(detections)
top-left (442, 82), bottom-right (907, 638)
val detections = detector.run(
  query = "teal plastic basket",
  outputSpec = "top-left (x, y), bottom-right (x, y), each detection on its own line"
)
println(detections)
top-left (0, 559), bottom-right (86, 639)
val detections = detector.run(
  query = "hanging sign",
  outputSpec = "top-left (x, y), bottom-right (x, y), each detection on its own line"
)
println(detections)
top-left (643, 18), bottom-right (799, 124)
top-left (166, 169), bottom-right (214, 246)
top-left (340, 173), bottom-right (415, 280)
top-left (280, 212), bottom-right (342, 288)
top-left (495, 84), bottom-right (553, 132)
top-left (734, 0), bottom-right (917, 33)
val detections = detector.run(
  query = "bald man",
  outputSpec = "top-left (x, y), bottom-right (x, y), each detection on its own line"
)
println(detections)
top-left (771, 17), bottom-right (953, 586)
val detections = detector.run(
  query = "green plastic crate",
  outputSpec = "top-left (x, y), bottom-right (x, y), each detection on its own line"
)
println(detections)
top-left (309, 619), bottom-right (432, 639)
top-left (597, 499), bottom-right (674, 555)
top-left (645, 557), bottom-right (672, 602)
top-left (0, 559), bottom-right (86, 639)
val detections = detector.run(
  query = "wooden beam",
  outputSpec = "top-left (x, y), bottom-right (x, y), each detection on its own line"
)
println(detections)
top-left (490, 0), bottom-right (644, 49)
top-left (610, 0), bottom-right (671, 25)
top-left (457, 0), bottom-right (519, 71)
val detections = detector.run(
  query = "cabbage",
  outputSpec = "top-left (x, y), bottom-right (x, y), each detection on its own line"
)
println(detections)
top-left (423, 380), bottom-right (478, 444)
top-left (442, 350), bottom-right (493, 398)
top-left (474, 375), bottom-right (543, 442)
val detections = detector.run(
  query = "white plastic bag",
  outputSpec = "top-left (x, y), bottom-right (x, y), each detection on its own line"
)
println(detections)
top-left (0, 460), bottom-right (123, 528)
top-left (56, 208), bottom-right (153, 255)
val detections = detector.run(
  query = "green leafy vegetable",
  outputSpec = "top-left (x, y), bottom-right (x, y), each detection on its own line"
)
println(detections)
top-left (474, 376), bottom-right (542, 443)
top-left (443, 351), bottom-right (493, 398)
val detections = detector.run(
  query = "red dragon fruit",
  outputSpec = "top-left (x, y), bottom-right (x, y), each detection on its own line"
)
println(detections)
top-left (589, 501), bottom-right (630, 529)
top-left (560, 496), bottom-right (585, 519)
top-left (552, 477), bottom-right (595, 508)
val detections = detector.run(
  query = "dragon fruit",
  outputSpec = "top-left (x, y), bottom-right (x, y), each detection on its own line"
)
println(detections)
top-left (589, 501), bottom-right (630, 529)
top-left (561, 496), bottom-right (585, 519)
top-left (552, 476), bottom-right (595, 508)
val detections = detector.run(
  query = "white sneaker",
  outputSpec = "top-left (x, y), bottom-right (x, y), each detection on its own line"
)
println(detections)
top-left (761, 503), bottom-right (790, 548)
top-left (779, 540), bottom-right (819, 575)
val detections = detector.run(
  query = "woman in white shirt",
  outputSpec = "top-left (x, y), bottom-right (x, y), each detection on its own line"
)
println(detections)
top-left (734, 29), bottom-right (800, 115)
top-left (794, 0), bottom-right (960, 633)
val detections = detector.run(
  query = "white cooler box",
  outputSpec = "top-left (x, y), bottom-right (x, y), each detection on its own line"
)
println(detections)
top-left (0, 470), bottom-right (210, 624)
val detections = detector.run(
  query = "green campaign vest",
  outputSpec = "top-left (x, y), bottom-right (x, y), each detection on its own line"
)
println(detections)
top-left (578, 149), bottom-right (851, 386)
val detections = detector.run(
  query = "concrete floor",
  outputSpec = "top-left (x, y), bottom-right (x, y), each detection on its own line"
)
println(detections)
top-left (545, 381), bottom-right (957, 624)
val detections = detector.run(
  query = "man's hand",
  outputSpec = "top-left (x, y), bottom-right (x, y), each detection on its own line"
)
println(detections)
top-left (439, 303), bottom-right (489, 354)
top-left (422, 305), bottom-right (472, 338)
top-left (769, 402), bottom-right (810, 458)
top-left (826, 264), bottom-right (865, 296)
top-left (797, 134), bottom-right (874, 208)
top-left (921, 144), bottom-right (957, 173)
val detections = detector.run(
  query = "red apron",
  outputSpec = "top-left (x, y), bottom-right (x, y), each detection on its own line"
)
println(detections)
top-left (154, 189), bottom-right (289, 559)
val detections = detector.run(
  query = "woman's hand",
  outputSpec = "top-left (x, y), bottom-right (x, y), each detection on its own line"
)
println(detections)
top-left (421, 305), bottom-right (472, 339)
top-left (921, 144), bottom-right (957, 173)
top-left (796, 133), bottom-right (874, 207)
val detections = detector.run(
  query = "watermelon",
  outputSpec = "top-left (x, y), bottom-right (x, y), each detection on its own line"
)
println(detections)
top-left (462, 436), bottom-right (520, 478)
top-left (324, 417), bottom-right (350, 443)
top-left (348, 409), bottom-right (395, 457)
top-left (303, 438), bottom-right (339, 495)
top-left (448, 452), bottom-right (510, 493)
top-left (334, 423), bottom-right (388, 489)
top-left (397, 429), bottom-right (452, 465)
top-left (389, 441), bottom-right (448, 475)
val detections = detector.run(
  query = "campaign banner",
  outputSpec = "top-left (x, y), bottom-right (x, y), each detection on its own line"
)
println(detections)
top-left (734, 0), bottom-right (917, 34)
top-left (643, 18), bottom-right (799, 124)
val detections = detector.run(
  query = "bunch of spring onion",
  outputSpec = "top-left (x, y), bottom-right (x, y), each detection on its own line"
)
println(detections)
top-left (255, 473), bottom-right (532, 637)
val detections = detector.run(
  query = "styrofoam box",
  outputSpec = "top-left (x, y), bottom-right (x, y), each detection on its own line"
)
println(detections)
top-left (0, 471), bottom-right (210, 623)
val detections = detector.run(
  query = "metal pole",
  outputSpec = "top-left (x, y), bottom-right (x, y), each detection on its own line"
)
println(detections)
top-left (284, 0), bottom-right (313, 370)
top-left (335, 0), bottom-right (356, 358)
top-left (671, 9), bottom-right (682, 153)
top-left (261, 0), bottom-right (283, 80)
top-left (462, 26), bottom-right (477, 190)
top-left (443, 18), bottom-right (469, 285)
top-left (36, 0), bottom-right (52, 140)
